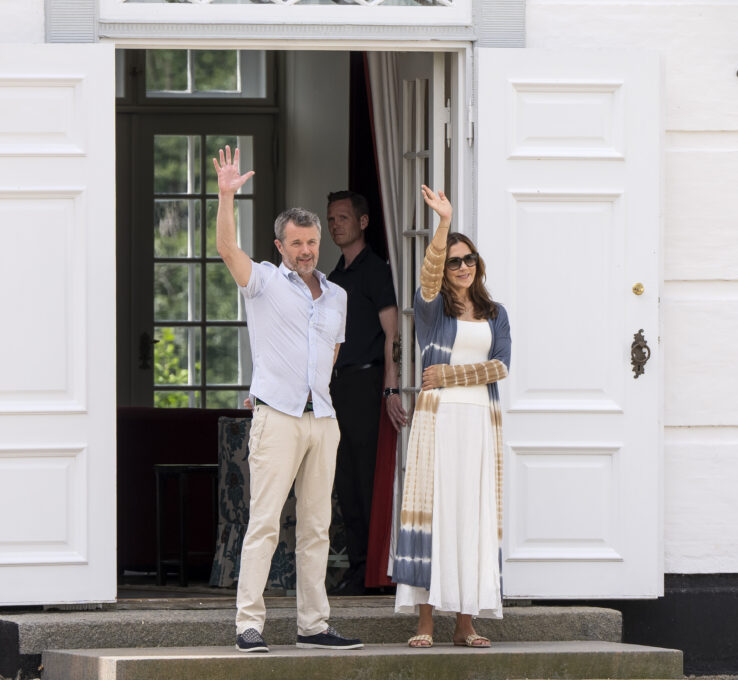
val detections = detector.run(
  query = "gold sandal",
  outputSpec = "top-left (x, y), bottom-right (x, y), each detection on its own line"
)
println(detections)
top-left (454, 633), bottom-right (491, 648)
top-left (408, 634), bottom-right (434, 648)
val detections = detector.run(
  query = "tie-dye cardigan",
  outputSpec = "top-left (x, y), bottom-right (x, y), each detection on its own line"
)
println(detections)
top-left (392, 242), bottom-right (512, 590)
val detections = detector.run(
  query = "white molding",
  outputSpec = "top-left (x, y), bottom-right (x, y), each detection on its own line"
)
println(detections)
top-left (507, 441), bottom-right (624, 563)
top-left (0, 445), bottom-right (88, 567)
top-left (99, 0), bottom-right (472, 26)
top-left (0, 77), bottom-right (86, 157)
top-left (0, 188), bottom-right (88, 415)
top-left (47, 0), bottom-right (526, 51)
top-left (98, 21), bottom-right (476, 47)
top-left (508, 399), bottom-right (623, 414)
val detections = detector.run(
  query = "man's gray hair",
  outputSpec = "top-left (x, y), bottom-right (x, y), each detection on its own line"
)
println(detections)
top-left (274, 207), bottom-right (322, 241)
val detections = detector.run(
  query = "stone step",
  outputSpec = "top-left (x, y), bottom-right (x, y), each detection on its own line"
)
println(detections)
top-left (42, 641), bottom-right (684, 680)
top-left (1, 602), bottom-right (621, 655)
top-left (0, 599), bottom-right (623, 679)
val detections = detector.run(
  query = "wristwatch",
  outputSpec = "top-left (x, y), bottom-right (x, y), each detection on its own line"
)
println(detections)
top-left (383, 388), bottom-right (400, 398)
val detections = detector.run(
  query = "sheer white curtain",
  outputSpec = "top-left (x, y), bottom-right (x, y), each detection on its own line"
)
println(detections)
top-left (367, 52), bottom-right (402, 293)
top-left (367, 52), bottom-right (403, 576)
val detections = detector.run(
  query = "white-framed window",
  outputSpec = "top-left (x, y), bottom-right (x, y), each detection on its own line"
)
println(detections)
top-left (146, 50), bottom-right (267, 99)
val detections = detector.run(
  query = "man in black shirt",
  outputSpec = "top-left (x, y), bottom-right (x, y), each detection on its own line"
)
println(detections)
top-left (327, 191), bottom-right (407, 595)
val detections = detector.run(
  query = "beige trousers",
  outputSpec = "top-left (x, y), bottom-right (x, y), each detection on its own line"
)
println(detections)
top-left (235, 404), bottom-right (340, 636)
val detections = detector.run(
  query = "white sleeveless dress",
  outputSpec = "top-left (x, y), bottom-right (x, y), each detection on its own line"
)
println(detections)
top-left (395, 319), bottom-right (503, 618)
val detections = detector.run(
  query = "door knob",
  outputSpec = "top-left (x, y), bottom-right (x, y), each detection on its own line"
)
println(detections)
top-left (632, 282), bottom-right (644, 296)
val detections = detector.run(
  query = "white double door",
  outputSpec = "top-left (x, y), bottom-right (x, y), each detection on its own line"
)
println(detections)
top-left (0, 44), bottom-right (659, 605)
top-left (476, 49), bottom-right (662, 598)
top-left (0, 44), bottom-right (116, 604)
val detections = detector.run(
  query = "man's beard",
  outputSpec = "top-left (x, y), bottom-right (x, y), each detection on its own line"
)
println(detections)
top-left (286, 253), bottom-right (316, 276)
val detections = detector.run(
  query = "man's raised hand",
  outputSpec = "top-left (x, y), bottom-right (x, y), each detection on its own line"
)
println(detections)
top-left (213, 145), bottom-right (255, 196)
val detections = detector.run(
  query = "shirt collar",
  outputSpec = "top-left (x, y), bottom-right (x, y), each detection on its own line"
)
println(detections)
top-left (337, 245), bottom-right (370, 273)
top-left (279, 261), bottom-right (328, 289)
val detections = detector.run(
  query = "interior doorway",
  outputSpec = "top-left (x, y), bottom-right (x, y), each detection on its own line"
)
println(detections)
top-left (113, 47), bottom-right (450, 595)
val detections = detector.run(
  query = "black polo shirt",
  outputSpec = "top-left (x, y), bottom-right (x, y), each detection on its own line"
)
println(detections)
top-left (328, 246), bottom-right (397, 371)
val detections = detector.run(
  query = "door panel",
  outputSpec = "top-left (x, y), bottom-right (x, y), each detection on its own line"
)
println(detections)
top-left (0, 44), bottom-right (116, 604)
top-left (476, 48), bottom-right (662, 598)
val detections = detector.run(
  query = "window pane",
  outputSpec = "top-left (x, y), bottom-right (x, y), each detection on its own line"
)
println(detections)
top-left (154, 263), bottom-right (201, 321)
top-left (154, 390), bottom-right (202, 409)
top-left (147, 50), bottom-right (188, 93)
top-left (206, 262), bottom-right (240, 321)
top-left (206, 326), bottom-right (240, 385)
top-left (154, 135), bottom-right (201, 195)
top-left (193, 50), bottom-right (238, 92)
top-left (154, 199), bottom-right (201, 258)
top-left (206, 198), bottom-right (253, 258)
top-left (145, 49), bottom-right (267, 99)
top-left (206, 135), bottom-right (253, 195)
top-left (115, 50), bottom-right (126, 99)
top-left (206, 390), bottom-right (246, 410)
top-left (240, 51), bottom-right (267, 99)
top-left (154, 326), bottom-right (201, 386)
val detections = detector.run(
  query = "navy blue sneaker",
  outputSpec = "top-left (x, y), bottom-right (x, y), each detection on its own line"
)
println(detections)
top-left (296, 625), bottom-right (364, 650)
top-left (236, 628), bottom-right (269, 653)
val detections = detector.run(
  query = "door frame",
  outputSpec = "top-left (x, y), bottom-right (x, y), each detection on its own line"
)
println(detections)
top-left (111, 40), bottom-right (664, 599)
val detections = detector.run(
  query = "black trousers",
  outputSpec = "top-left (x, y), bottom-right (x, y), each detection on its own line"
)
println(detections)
top-left (329, 363), bottom-right (384, 571)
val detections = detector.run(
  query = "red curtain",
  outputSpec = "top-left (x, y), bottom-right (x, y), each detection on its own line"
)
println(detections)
top-left (365, 406), bottom-right (397, 587)
top-left (355, 52), bottom-right (397, 588)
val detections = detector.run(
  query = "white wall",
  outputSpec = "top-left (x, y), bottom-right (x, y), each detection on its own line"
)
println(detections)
top-left (284, 51), bottom-right (349, 274)
top-left (527, 1), bottom-right (738, 573)
top-left (0, 0), bottom-right (44, 43)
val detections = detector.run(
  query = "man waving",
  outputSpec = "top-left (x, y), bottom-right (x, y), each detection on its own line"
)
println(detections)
top-left (213, 146), bottom-right (363, 653)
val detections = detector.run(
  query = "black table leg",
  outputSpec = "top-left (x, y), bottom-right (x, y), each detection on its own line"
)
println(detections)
top-left (178, 470), bottom-right (188, 587)
top-left (156, 469), bottom-right (165, 586)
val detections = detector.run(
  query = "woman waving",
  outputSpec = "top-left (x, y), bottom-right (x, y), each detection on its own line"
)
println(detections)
top-left (393, 186), bottom-right (511, 648)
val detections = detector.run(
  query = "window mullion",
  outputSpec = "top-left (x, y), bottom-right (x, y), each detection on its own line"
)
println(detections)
top-left (187, 50), bottom-right (194, 95)
top-left (200, 133), bottom-right (208, 408)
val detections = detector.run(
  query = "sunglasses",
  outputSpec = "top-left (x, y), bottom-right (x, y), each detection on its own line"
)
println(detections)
top-left (446, 253), bottom-right (478, 270)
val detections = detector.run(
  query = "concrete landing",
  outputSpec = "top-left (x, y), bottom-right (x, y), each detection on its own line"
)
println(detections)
top-left (42, 641), bottom-right (684, 680)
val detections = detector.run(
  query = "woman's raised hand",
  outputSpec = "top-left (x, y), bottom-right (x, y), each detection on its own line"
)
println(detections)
top-left (213, 145), bottom-right (255, 196)
top-left (421, 185), bottom-right (452, 224)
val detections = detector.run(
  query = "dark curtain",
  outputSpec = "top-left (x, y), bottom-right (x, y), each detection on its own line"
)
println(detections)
top-left (349, 52), bottom-right (389, 262)
top-left (350, 52), bottom-right (397, 588)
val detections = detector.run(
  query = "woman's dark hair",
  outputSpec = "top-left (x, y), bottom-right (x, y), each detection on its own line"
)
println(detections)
top-left (441, 232), bottom-right (498, 320)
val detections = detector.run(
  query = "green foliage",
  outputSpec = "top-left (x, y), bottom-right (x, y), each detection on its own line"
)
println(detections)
top-left (154, 135), bottom-right (200, 195)
top-left (193, 51), bottom-right (238, 92)
top-left (207, 263), bottom-right (240, 321)
top-left (206, 327), bottom-right (240, 384)
top-left (154, 327), bottom-right (198, 408)
top-left (147, 50), bottom-right (187, 92)
top-left (146, 50), bottom-right (238, 94)
top-left (206, 390), bottom-right (240, 410)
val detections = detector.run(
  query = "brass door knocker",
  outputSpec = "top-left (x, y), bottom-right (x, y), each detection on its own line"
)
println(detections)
top-left (631, 329), bottom-right (650, 378)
